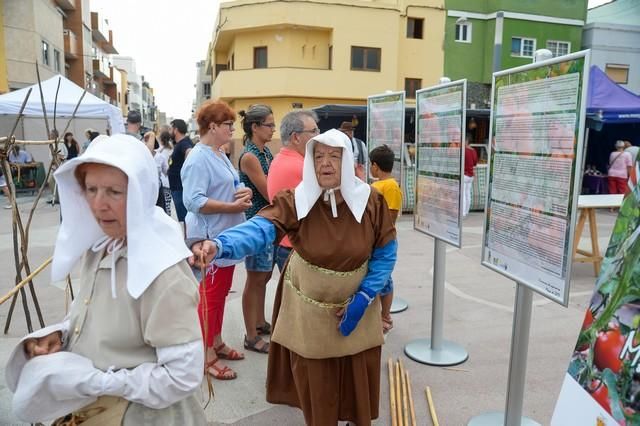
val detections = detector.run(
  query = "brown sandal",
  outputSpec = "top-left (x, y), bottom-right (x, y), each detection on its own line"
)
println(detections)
top-left (215, 343), bottom-right (245, 361)
top-left (205, 358), bottom-right (237, 380)
top-left (244, 335), bottom-right (270, 354)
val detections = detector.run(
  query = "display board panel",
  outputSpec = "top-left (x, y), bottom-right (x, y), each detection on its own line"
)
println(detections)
top-left (481, 51), bottom-right (591, 306)
top-left (413, 80), bottom-right (466, 247)
top-left (367, 91), bottom-right (405, 208)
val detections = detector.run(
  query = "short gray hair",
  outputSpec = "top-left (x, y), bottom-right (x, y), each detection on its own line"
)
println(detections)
top-left (280, 110), bottom-right (319, 146)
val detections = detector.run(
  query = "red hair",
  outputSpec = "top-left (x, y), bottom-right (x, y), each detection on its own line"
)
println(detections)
top-left (196, 99), bottom-right (236, 136)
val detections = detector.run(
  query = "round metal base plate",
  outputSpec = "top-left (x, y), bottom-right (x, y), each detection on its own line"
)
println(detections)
top-left (467, 411), bottom-right (541, 426)
top-left (404, 338), bottom-right (468, 366)
top-left (390, 297), bottom-right (408, 313)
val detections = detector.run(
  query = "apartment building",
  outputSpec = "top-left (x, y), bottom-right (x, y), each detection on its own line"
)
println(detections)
top-left (207, 0), bottom-right (446, 156)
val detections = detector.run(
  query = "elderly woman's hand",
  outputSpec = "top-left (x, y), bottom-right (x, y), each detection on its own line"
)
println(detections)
top-left (188, 240), bottom-right (218, 269)
top-left (23, 331), bottom-right (63, 359)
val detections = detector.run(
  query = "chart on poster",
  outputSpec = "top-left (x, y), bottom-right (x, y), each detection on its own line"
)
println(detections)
top-left (413, 80), bottom-right (465, 247)
top-left (481, 53), bottom-right (590, 305)
top-left (367, 92), bottom-right (405, 186)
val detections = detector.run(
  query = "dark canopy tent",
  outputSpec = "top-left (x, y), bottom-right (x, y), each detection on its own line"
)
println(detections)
top-left (585, 65), bottom-right (640, 172)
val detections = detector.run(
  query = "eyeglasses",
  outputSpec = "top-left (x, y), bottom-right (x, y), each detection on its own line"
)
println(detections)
top-left (297, 128), bottom-right (320, 135)
top-left (220, 121), bottom-right (235, 130)
top-left (260, 123), bottom-right (276, 129)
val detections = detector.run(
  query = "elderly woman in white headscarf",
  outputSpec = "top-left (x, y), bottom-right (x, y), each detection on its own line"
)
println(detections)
top-left (191, 129), bottom-right (397, 425)
top-left (5, 135), bottom-right (206, 425)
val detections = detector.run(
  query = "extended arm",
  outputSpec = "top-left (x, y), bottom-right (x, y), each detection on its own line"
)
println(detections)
top-left (214, 216), bottom-right (276, 261)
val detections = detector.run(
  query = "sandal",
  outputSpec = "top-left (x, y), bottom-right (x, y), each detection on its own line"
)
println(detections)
top-left (205, 358), bottom-right (237, 380)
top-left (244, 335), bottom-right (270, 354)
top-left (256, 322), bottom-right (272, 335)
top-left (215, 343), bottom-right (245, 361)
top-left (382, 316), bottom-right (394, 334)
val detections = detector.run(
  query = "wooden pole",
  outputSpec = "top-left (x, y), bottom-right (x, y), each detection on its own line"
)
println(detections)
top-left (399, 359), bottom-right (409, 426)
top-left (395, 360), bottom-right (403, 425)
top-left (388, 358), bottom-right (397, 426)
top-left (406, 370), bottom-right (416, 426)
top-left (425, 386), bottom-right (440, 426)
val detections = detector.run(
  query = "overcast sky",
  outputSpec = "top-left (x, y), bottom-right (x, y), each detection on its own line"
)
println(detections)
top-left (91, 0), bottom-right (220, 121)
top-left (91, 0), bottom-right (610, 121)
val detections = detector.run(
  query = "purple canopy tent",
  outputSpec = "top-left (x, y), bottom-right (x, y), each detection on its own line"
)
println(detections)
top-left (587, 65), bottom-right (640, 124)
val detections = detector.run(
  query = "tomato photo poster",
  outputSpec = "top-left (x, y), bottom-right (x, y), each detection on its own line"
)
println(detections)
top-left (552, 165), bottom-right (640, 425)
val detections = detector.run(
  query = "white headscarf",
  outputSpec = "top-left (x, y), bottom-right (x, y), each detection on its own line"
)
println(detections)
top-left (51, 134), bottom-right (192, 299)
top-left (294, 128), bottom-right (371, 223)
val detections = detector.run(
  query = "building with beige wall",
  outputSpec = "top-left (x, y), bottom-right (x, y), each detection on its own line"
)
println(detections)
top-left (207, 0), bottom-right (445, 161)
top-left (4, 0), bottom-right (65, 90)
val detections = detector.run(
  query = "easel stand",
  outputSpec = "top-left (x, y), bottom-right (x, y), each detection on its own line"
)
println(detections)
top-left (468, 284), bottom-right (540, 426)
top-left (404, 238), bottom-right (468, 366)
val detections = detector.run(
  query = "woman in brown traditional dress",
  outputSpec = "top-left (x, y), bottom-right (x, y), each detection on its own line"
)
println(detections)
top-left (191, 128), bottom-right (397, 425)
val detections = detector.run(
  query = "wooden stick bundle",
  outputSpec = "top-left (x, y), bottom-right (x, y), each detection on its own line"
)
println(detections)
top-left (388, 358), bottom-right (397, 426)
top-left (388, 358), bottom-right (417, 426)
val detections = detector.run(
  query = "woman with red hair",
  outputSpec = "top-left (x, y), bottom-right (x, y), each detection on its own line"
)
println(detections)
top-left (182, 99), bottom-right (253, 380)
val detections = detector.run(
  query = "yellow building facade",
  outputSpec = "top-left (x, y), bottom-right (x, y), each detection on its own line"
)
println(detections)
top-left (207, 0), bottom-right (445, 160)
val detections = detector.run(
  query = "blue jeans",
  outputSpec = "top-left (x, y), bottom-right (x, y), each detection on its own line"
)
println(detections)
top-left (245, 244), bottom-right (275, 272)
top-left (171, 190), bottom-right (187, 222)
top-left (274, 245), bottom-right (292, 272)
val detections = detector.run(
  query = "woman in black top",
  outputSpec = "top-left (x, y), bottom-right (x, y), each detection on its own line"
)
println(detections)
top-left (63, 132), bottom-right (80, 160)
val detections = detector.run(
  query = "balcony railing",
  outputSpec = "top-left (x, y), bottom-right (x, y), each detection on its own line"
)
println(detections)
top-left (63, 29), bottom-right (78, 59)
top-left (91, 12), bottom-right (108, 43)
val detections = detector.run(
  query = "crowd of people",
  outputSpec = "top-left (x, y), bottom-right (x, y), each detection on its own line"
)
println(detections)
top-left (5, 99), bottom-right (406, 425)
top-left (6, 98), bottom-right (638, 424)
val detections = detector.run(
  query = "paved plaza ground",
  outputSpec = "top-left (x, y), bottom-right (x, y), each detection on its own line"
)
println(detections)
top-left (0, 192), bottom-right (615, 425)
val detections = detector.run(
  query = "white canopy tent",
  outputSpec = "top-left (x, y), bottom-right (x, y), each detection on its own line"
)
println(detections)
top-left (0, 74), bottom-right (125, 135)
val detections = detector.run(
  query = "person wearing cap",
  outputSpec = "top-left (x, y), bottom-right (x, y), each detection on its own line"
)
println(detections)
top-left (191, 128), bottom-right (397, 424)
top-left (338, 121), bottom-right (367, 180)
top-left (125, 110), bottom-right (143, 140)
top-left (5, 134), bottom-right (206, 425)
top-left (608, 140), bottom-right (633, 195)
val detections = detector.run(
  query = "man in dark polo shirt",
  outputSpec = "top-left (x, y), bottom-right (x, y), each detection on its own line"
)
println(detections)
top-left (167, 119), bottom-right (193, 226)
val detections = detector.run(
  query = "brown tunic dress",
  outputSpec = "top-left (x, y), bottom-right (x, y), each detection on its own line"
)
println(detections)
top-left (258, 189), bottom-right (396, 425)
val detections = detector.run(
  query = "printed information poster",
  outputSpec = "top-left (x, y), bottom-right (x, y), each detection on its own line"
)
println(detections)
top-left (552, 166), bottom-right (640, 426)
top-left (367, 91), bottom-right (405, 197)
top-left (413, 80), bottom-right (465, 247)
top-left (481, 51), bottom-right (590, 305)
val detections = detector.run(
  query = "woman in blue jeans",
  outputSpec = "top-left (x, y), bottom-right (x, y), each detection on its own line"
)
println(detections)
top-left (238, 104), bottom-right (275, 353)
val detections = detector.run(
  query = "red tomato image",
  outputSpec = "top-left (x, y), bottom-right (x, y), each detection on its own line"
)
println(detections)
top-left (594, 328), bottom-right (625, 374)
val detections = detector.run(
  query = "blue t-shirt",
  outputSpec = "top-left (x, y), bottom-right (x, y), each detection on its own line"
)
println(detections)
top-left (168, 136), bottom-right (193, 191)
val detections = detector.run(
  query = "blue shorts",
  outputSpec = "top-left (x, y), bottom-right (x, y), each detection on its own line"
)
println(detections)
top-left (245, 244), bottom-right (274, 272)
top-left (380, 276), bottom-right (394, 296)
top-left (274, 245), bottom-right (292, 272)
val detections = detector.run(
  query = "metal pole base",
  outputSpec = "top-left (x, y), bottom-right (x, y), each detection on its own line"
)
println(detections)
top-left (468, 411), bottom-right (540, 426)
top-left (390, 297), bottom-right (408, 313)
top-left (404, 338), bottom-right (468, 366)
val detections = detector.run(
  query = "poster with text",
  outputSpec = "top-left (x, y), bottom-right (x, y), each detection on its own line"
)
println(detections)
top-left (552, 166), bottom-right (640, 425)
top-left (481, 51), bottom-right (590, 306)
top-left (367, 91), bottom-right (405, 203)
top-left (413, 80), bottom-right (465, 247)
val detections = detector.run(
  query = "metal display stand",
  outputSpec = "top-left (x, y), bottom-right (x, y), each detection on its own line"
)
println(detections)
top-left (467, 285), bottom-right (541, 426)
top-left (404, 239), bottom-right (468, 366)
top-left (469, 49), bottom-right (591, 426)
